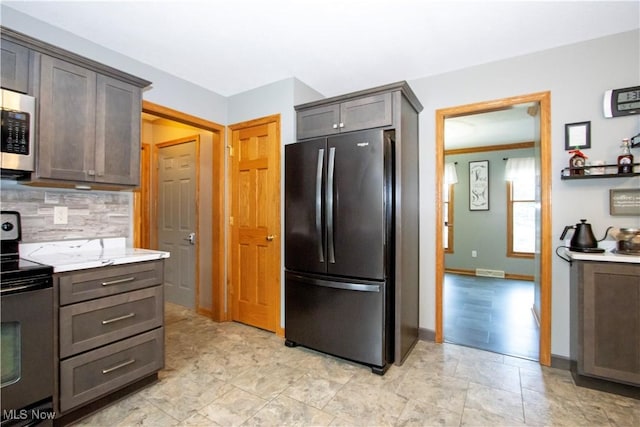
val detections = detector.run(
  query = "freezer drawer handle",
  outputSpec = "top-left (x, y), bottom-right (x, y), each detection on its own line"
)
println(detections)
top-left (101, 312), bottom-right (136, 325)
top-left (316, 148), bottom-right (325, 263)
top-left (289, 274), bottom-right (380, 293)
top-left (327, 147), bottom-right (336, 264)
top-left (101, 277), bottom-right (136, 286)
top-left (101, 358), bottom-right (136, 375)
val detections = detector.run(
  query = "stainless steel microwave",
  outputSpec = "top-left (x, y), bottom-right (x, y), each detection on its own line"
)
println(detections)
top-left (1, 89), bottom-right (35, 178)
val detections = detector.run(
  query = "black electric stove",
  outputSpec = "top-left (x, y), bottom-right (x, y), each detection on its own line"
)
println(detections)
top-left (1, 211), bottom-right (53, 294)
top-left (1, 211), bottom-right (55, 426)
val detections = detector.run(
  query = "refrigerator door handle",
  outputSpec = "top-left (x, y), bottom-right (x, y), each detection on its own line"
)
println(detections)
top-left (316, 148), bottom-right (325, 263)
top-left (288, 274), bottom-right (380, 293)
top-left (327, 147), bottom-right (336, 264)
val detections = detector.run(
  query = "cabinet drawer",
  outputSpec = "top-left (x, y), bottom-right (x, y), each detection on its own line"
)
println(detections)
top-left (59, 327), bottom-right (163, 413)
top-left (59, 286), bottom-right (163, 358)
top-left (59, 260), bottom-right (164, 305)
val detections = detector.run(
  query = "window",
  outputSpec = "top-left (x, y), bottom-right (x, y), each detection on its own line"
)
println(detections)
top-left (505, 157), bottom-right (535, 257)
top-left (443, 162), bottom-right (457, 253)
top-left (443, 183), bottom-right (454, 253)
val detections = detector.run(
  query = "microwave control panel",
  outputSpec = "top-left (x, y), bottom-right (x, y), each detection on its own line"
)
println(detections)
top-left (1, 109), bottom-right (31, 155)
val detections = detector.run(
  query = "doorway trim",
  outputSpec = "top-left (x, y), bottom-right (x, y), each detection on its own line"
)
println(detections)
top-left (435, 91), bottom-right (552, 366)
top-left (139, 101), bottom-right (226, 321)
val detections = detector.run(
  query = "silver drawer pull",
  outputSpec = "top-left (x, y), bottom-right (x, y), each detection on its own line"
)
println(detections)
top-left (102, 359), bottom-right (136, 375)
top-left (101, 277), bottom-right (135, 286)
top-left (101, 312), bottom-right (135, 325)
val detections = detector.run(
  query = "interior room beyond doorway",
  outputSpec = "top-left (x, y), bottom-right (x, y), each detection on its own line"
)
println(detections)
top-left (444, 273), bottom-right (539, 360)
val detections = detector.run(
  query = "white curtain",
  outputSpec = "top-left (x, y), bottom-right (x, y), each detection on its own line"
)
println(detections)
top-left (444, 162), bottom-right (458, 185)
top-left (505, 157), bottom-right (535, 182)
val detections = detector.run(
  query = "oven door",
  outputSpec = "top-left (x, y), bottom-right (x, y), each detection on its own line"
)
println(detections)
top-left (0, 286), bottom-right (53, 412)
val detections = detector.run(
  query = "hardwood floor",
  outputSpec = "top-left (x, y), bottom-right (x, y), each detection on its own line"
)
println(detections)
top-left (444, 273), bottom-right (540, 360)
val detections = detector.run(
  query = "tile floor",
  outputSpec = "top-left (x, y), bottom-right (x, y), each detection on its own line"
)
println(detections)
top-left (75, 303), bottom-right (639, 426)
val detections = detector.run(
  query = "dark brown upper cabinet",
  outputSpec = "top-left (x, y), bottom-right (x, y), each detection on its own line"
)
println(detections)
top-left (296, 92), bottom-right (393, 140)
top-left (1, 38), bottom-right (30, 93)
top-left (1, 27), bottom-right (150, 189)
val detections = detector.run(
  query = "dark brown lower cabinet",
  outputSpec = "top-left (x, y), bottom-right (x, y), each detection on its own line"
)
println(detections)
top-left (55, 260), bottom-right (165, 420)
top-left (570, 260), bottom-right (640, 389)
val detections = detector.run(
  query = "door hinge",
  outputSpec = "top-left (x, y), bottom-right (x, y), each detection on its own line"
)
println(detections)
top-left (228, 145), bottom-right (234, 157)
top-left (229, 216), bottom-right (234, 226)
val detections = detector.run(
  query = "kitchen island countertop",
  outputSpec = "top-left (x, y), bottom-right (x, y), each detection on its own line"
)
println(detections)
top-left (20, 237), bottom-right (170, 273)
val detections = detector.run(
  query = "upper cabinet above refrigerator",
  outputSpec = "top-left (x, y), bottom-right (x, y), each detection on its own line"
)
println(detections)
top-left (296, 92), bottom-right (394, 140)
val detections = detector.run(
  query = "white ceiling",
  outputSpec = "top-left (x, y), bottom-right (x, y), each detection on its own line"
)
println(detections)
top-left (4, 0), bottom-right (639, 98)
top-left (445, 103), bottom-right (537, 149)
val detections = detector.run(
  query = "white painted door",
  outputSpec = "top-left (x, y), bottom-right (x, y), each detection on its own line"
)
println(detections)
top-left (158, 140), bottom-right (197, 308)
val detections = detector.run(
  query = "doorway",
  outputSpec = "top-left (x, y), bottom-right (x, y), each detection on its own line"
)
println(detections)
top-left (136, 101), bottom-right (226, 320)
top-left (435, 92), bottom-right (552, 366)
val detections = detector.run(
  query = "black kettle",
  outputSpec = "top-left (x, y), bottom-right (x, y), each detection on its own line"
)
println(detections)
top-left (560, 219), bottom-right (604, 252)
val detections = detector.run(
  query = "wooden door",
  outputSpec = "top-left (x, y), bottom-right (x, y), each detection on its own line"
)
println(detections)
top-left (229, 115), bottom-right (281, 333)
top-left (157, 138), bottom-right (198, 308)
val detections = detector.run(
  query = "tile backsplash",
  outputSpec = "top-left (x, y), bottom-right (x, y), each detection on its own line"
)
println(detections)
top-left (0, 184), bottom-right (131, 242)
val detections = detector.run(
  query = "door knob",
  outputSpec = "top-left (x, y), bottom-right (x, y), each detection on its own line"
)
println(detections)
top-left (266, 235), bottom-right (275, 241)
top-left (184, 232), bottom-right (196, 245)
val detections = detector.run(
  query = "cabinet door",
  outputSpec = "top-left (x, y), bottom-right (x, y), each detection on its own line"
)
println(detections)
top-left (95, 75), bottom-right (141, 185)
top-left (38, 55), bottom-right (96, 182)
top-left (1, 39), bottom-right (30, 93)
top-left (296, 104), bottom-right (340, 140)
top-left (581, 262), bottom-right (640, 385)
top-left (340, 93), bottom-right (392, 134)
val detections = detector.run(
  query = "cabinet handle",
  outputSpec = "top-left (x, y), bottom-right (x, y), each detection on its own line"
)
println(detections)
top-left (339, 122), bottom-right (344, 128)
top-left (101, 312), bottom-right (135, 325)
top-left (101, 276), bottom-right (135, 286)
top-left (332, 123), bottom-right (338, 129)
top-left (101, 359), bottom-right (136, 375)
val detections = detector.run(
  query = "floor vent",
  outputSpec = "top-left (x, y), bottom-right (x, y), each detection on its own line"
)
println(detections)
top-left (475, 268), bottom-right (505, 278)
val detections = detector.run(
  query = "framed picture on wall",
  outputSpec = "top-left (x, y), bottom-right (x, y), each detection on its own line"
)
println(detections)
top-left (564, 121), bottom-right (591, 150)
top-left (469, 160), bottom-right (489, 211)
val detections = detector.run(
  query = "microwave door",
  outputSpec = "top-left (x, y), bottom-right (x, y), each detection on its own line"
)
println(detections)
top-left (1, 89), bottom-right (36, 174)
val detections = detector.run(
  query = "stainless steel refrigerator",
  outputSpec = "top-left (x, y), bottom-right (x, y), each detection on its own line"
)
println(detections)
top-left (284, 128), bottom-right (394, 374)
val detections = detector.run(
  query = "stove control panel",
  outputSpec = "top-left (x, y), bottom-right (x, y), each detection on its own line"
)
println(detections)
top-left (1, 211), bottom-right (21, 242)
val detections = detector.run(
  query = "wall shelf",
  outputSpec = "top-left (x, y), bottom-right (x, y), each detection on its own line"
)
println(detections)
top-left (561, 163), bottom-right (640, 180)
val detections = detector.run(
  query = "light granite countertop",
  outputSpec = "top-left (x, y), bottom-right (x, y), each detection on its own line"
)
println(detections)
top-left (20, 237), bottom-right (170, 273)
top-left (561, 247), bottom-right (640, 264)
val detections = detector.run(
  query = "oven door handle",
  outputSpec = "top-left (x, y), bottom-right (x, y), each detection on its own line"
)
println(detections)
top-left (0, 284), bottom-right (33, 294)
